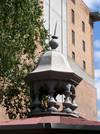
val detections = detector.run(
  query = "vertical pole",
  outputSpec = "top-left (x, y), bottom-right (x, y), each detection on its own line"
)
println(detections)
top-left (49, 0), bottom-right (51, 40)
top-left (61, 0), bottom-right (63, 54)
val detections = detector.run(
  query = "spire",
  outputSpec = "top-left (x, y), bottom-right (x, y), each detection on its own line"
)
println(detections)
top-left (25, 30), bottom-right (82, 118)
top-left (49, 22), bottom-right (58, 50)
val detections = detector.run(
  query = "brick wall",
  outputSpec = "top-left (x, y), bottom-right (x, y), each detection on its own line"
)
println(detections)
top-left (67, 0), bottom-right (94, 78)
top-left (76, 80), bottom-right (97, 121)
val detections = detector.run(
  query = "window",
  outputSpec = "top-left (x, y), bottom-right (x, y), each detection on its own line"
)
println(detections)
top-left (82, 21), bottom-right (85, 32)
top-left (72, 30), bottom-right (75, 45)
top-left (83, 60), bottom-right (86, 70)
top-left (71, 0), bottom-right (75, 4)
top-left (72, 51), bottom-right (75, 60)
top-left (71, 9), bottom-right (75, 24)
top-left (82, 40), bottom-right (86, 52)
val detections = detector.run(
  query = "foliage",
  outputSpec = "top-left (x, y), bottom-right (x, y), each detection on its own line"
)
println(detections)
top-left (0, 0), bottom-right (48, 119)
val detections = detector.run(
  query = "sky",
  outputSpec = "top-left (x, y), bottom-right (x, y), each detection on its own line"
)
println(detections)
top-left (83, 0), bottom-right (100, 121)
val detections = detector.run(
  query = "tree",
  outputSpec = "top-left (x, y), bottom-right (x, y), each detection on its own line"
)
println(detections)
top-left (0, 0), bottom-right (48, 119)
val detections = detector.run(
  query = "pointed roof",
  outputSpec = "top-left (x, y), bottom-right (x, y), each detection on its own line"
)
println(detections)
top-left (25, 50), bottom-right (82, 85)
top-left (33, 51), bottom-right (72, 73)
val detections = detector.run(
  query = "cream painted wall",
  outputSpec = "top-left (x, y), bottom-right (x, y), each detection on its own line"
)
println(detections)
top-left (44, 0), bottom-right (67, 57)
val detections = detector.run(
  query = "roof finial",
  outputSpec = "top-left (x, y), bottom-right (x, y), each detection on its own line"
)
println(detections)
top-left (49, 22), bottom-right (58, 50)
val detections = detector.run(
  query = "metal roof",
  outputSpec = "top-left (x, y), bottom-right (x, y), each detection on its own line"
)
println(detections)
top-left (25, 51), bottom-right (82, 85)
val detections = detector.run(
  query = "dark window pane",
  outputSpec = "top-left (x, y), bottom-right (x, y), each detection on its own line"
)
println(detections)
top-left (72, 51), bottom-right (75, 60)
top-left (71, 0), bottom-right (75, 4)
top-left (83, 60), bottom-right (86, 70)
top-left (72, 30), bottom-right (75, 45)
top-left (82, 40), bottom-right (86, 52)
top-left (71, 9), bottom-right (75, 24)
top-left (82, 21), bottom-right (85, 32)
